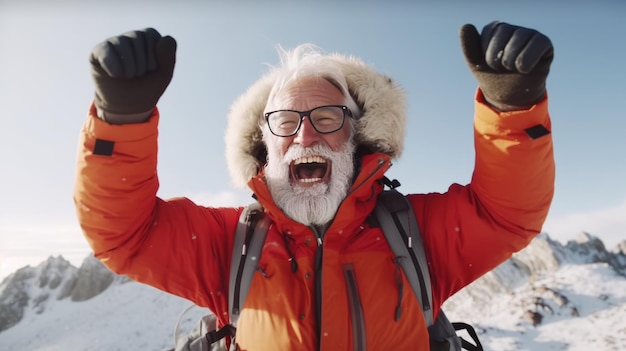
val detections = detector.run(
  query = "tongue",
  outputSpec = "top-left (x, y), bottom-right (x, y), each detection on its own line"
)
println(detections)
top-left (296, 164), bottom-right (326, 180)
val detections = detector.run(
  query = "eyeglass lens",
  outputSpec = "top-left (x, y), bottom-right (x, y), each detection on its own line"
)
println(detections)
top-left (267, 105), bottom-right (346, 136)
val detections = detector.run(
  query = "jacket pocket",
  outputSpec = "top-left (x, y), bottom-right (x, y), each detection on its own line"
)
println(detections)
top-left (343, 263), bottom-right (367, 351)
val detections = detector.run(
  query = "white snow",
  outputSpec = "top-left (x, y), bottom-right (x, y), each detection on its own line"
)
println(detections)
top-left (445, 263), bottom-right (626, 351)
top-left (0, 273), bottom-right (209, 351)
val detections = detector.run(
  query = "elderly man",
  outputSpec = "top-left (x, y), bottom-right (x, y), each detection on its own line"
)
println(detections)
top-left (75, 21), bottom-right (554, 350)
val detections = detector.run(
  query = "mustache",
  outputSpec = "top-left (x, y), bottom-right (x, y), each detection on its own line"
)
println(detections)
top-left (282, 143), bottom-right (336, 163)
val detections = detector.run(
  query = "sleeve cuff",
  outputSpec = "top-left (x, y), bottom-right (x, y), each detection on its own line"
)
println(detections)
top-left (84, 103), bottom-right (160, 142)
top-left (474, 88), bottom-right (551, 132)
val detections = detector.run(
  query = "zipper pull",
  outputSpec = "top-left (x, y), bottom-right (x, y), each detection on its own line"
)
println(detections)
top-left (290, 258), bottom-right (298, 273)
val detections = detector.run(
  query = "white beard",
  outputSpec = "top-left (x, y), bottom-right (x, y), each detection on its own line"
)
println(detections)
top-left (264, 140), bottom-right (355, 226)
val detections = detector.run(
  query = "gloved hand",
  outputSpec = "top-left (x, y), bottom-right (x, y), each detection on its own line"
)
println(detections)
top-left (460, 21), bottom-right (554, 111)
top-left (89, 28), bottom-right (177, 123)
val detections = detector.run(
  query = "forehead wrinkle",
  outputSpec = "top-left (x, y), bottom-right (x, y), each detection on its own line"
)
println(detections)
top-left (267, 78), bottom-right (344, 112)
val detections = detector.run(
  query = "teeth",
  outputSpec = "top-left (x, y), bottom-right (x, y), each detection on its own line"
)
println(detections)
top-left (299, 178), bottom-right (322, 183)
top-left (294, 156), bottom-right (327, 165)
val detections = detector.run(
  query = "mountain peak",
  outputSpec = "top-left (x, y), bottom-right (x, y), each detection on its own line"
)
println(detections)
top-left (0, 254), bottom-right (116, 333)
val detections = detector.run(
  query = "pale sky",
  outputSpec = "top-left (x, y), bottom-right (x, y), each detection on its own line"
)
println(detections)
top-left (1, 0), bottom-right (625, 279)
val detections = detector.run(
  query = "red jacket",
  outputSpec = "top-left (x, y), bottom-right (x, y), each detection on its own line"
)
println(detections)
top-left (74, 93), bottom-right (554, 350)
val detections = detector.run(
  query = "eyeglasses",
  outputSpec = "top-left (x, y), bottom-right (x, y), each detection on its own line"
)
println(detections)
top-left (264, 105), bottom-right (352, 137)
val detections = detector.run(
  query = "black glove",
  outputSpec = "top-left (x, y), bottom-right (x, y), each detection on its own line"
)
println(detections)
top-left (460, 21), bottom-right (554, 111)
top-left (89, 28), bottom-right (177, 123)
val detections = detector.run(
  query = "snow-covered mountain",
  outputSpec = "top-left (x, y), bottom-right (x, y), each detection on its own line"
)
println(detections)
top-left (443, 232), bottom-right (626, 351)
top-left (0, 232), bottom-right (624, 351)
top-left (0, 255), bottom-right (208, 351)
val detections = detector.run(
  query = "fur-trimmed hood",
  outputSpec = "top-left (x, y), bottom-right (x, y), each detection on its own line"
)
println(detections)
top-left (224, 52), bottom-right (407, 189)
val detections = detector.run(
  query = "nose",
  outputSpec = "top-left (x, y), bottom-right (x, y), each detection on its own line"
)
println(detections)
top-left (293, 116), bottom-right (320, 147)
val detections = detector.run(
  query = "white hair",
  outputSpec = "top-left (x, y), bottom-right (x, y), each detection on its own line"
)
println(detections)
top-left (264, 44), bottom-right (362, 118)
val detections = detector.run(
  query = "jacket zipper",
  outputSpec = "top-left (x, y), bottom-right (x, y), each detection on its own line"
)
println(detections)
top-left (313, 227), bottom-right (324, 351)
top-left (315, 157), bottom-right (386, 350)
top-left (343, 264), bottom-right (366, 351)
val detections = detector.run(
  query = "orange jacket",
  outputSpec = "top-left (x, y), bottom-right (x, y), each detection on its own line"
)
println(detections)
top-left (74, 92), bottom-right (554, 350)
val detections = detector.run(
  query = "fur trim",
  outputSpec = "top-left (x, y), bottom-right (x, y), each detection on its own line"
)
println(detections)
top-left (224, 53), bottom-right (407, 189)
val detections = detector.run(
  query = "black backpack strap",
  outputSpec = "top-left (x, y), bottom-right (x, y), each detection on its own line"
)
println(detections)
top-left (375, 178), bottom-right (483, 351)
top-left (428, 310), bottom-right (463, 351)
top-left (186, 204), bottom-right (269, 351)
top-left (452, 322), bottom-right (484, 351)
top-left (186, 324), bottom-right (236, 351)
top-left (205, 324), bottom-right (237, 344)
top-left (374, 188), bottom-right (434, 325)
top-left (228, 202), bottom-right (271, 326)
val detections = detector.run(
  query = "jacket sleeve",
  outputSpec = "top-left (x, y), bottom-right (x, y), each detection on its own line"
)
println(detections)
top-left (73, 104), bottom-right (240, 313)
top-left (409, 89), bottom-right (555, 316)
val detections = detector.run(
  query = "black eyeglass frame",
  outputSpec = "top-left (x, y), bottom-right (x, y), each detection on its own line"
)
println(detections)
top-left (263, 105), bottom-right (353, 137)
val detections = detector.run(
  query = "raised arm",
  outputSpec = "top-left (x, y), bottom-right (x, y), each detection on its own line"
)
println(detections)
top-left (413, 22), bottom-right (555, 313)
top-left (74, 29), bottom-right (237, 311)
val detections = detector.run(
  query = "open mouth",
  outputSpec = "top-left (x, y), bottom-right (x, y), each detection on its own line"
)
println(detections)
top-left (290, 156), bottom-right (331, 185)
